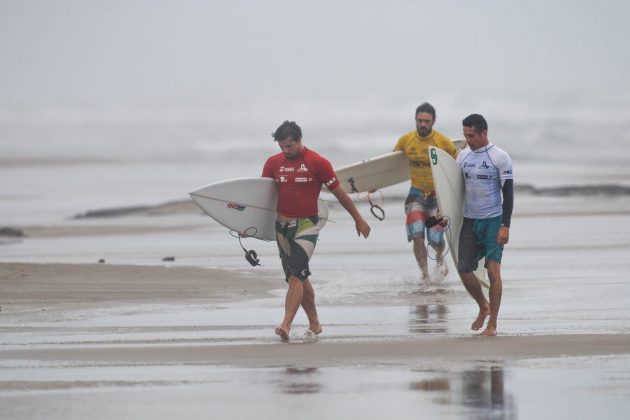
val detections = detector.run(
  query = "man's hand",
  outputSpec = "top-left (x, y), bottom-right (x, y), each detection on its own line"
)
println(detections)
top-left (356, 218), bottom-right (371, 238)
top-left (497, 225), bottom-right (509, 245)
top-left (330, 185), bottom-right (372, 239)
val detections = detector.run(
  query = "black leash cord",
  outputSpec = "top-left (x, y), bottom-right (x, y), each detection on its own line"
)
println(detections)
top-left (229, 227), bottom-right (261, 266)
top-left (367, 191), bottom-right (385, 221)
top-left (426, 216), bottom-right (451, 261)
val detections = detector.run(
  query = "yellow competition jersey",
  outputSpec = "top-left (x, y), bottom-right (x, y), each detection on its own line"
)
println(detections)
top-left (394, 130), bottom-right (457, 191)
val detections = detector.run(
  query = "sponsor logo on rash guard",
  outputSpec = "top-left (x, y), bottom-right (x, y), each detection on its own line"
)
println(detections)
top-left (410, 161), bottom-right (429, 168)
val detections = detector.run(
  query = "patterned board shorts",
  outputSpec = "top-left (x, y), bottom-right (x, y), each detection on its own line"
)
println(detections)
top-left (404, 187), bottom-right (445, 245)
top-left (276, 216), bottom-right (319, 282)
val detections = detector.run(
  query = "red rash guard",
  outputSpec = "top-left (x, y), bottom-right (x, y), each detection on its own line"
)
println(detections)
top-left (262, 146), bottom-right (340, 218)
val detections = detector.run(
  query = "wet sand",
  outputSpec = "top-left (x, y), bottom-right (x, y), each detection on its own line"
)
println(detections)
top-left (2, 262), bottom-right (628, 366)
top-left (0, 262), bottom-right (275, 306)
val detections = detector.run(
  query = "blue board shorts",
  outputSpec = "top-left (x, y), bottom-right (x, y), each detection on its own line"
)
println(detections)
top-left (276, 216), bottom-right (319, 282)
top-left (458, 215), bottom-right (503, 272)
top-left (404, 187), bottom-right (444, 245)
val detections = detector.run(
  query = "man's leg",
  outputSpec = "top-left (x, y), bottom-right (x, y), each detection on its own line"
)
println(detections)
top-left (458, 217), bottom-right (490, 330)
top-left (406, 191), bottom-right (431, 285)
top-left (428, 227), bottom-right (448, 280)
top-left (413, 236), bottom-right (430, 284)
top-left (301, 279), bottom-right (322, 334)
top-left (434, 240), bottom-right (448, 278)
top-left (459, 271), bottom-right (490, 331)
top-left (276, 275), bottom-right (303, 340)
top-left (480, 260), bottom-right (502, 336)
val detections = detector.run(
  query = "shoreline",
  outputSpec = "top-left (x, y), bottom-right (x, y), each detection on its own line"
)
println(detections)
top-left (2, 334), bottom-right (629, 368)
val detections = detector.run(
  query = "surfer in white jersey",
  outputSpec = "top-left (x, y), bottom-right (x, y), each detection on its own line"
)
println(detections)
top-left (457, 114), bottom-right (513, 336)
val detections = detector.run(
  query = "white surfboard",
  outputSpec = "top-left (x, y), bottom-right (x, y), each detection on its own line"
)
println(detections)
top-left (453, 139), bottom-right (467, 150)
top-left (331, 151), bottom-right (409, 193)
top-left (331, 139), bottom-right (467, 194)
top-left (190, 177), bottom-right (329, 241)
top-left (428, 147), bottom-right (488, 288)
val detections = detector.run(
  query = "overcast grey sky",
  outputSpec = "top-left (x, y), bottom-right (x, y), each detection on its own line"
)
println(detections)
top-left (1, 0), bottom-right (629, 109)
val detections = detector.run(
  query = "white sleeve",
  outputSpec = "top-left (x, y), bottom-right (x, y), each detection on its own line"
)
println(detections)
top-left (496, 150), bottom-right (513, 181)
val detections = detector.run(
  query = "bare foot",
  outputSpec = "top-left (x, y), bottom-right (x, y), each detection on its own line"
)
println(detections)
top-left (479, 324), bottom-right (497, 336)
top-left (440, 263), bottom-right (448, 278)
top-left (433, 263), bottom-right (449, 283)
top-left (471, 306), bottom-right (490, 331)
top-left (309, 323), bottom-right (323, 335)
top-left (304, 328), bottom-right (320, 340)
top-left (274, 326), bottom-right (290, 341)
top-left (421, 272), bottom-right (431, 287)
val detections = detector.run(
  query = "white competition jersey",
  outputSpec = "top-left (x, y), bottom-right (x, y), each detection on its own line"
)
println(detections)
top-left (456, 143), bottom-right (513, 219)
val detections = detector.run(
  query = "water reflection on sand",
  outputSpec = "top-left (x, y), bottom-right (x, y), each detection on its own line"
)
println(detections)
top-left (409, 304), bottom-right (449, 334)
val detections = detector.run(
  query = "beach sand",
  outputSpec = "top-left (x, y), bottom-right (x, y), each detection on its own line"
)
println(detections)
top-left (2, 194), bottom-right (630, 419)
top-left (3, 261), bottom-right (629, 361)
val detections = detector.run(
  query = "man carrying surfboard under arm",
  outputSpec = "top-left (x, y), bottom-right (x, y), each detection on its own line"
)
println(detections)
top-left (262, 121), bottom-right (371, 341)
top-left (394, 102), bottom-right (457, 285)
top-left (457, 114), bottom-right (513, 336)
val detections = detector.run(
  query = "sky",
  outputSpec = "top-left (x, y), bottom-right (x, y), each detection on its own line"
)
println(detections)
top-left (1, 0), bottom-right (629, 111)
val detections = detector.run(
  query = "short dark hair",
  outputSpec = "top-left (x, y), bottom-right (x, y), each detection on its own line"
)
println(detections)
top-left (415, 102), bottom-right (436, 120)
top-left (272, 121), bottom-right (302, 142)
top-left (462, 114), bottom-right (488, 133)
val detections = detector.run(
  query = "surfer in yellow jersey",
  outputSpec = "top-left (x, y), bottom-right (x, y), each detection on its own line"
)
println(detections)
top-left (394, 103), bottom-right (457, 285)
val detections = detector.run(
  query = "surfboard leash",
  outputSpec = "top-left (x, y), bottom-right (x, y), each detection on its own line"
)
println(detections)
top-left (426, 215), bottom-right (451, 261)
top-left (353, 190), bottom-right (385, 221)
top-left (229, 228), bottom-right (262, 266)
top-left (367, 191), bottom-right (385, 221)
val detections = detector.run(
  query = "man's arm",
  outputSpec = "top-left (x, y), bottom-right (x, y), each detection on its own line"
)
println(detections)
top-left (261, 156), bottom-right (274, 178)
top-left (497, 179), bottom-right (513, 245)
top-left (330, 186), bottom-right (371, 238)
top-left (393, 135), bottom-right (405, 153)
top-left (436, 135), bottom-right (458, 159)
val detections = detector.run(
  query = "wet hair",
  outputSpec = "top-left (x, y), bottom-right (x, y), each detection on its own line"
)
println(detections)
top-left (462, 114), bottom-right (488, 133)
top-left (415, 102), bottom-right (436, 120)
top-left (271, 120), bottom-right (302, 142)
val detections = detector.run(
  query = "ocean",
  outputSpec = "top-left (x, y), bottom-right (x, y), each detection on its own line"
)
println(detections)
top-left (1, 95), bottom-right (630, 226)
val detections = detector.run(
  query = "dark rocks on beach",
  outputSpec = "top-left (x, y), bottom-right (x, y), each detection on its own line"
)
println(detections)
top-left (162, 256), bottom-right (176, 262)
top-left (69, 184), bottom-right (630, 220)
top-left (73, 200), bottom-right (200, 219)
top-left (0, 227), bottom-right (25, 237)
top-left (75, 205), bottom-right (154, 219)
top-left (98, 259), bottom-right (106, 264)
top-left (515, 184), bottom-right (630, 196)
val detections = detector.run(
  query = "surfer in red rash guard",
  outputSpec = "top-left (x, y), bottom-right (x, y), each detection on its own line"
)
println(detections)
top-left (262, 120), bottom-right (371, 341)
